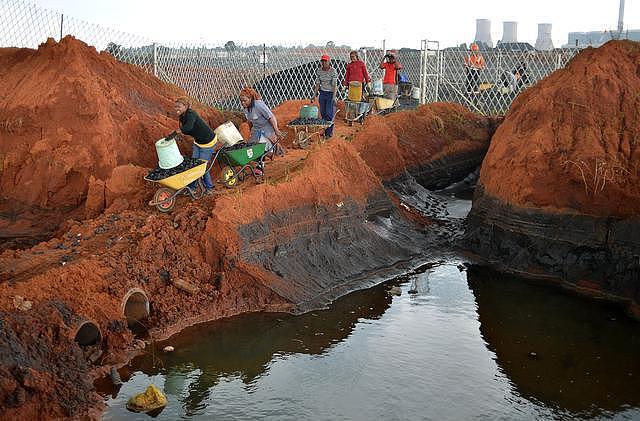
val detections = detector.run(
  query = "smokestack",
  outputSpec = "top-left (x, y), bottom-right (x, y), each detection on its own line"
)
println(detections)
top-left (535, 23), bottom-right (554, 50)
top-left (474, 19), bottom-right (493, 48)
top-left (618, 0), bottom-right (625, 33)
top-left (502, 21), bottom-right (518, 43)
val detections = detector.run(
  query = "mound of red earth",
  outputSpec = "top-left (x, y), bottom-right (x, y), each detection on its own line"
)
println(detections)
top-left (466, 40), bottom-right (640, 315)
top-left (351, 103), bottom-right (497, 187)
top-left (0, 36), bottom-right (223, 250)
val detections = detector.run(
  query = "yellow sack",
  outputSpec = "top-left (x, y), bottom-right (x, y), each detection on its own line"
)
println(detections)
top-left (126, 384), bottom-right (167, 413)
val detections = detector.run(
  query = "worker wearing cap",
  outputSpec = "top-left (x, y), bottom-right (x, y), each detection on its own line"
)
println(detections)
top-left (464, 43), bottom-right (485, 94)
top-left (379, 50), bottom-right (402, 100)
top-left (312, 54), bottom-right (337, 139)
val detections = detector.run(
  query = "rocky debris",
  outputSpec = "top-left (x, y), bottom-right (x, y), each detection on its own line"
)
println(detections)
top-left (145, 157), bottom-right (205, 181)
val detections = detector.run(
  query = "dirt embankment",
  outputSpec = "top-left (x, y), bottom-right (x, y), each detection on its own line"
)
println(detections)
top-left (0, 36), bottom-right (224, 250)
top-left (351, 103), bottom-right (497, 187)
top-left (466, 40), bottom-right (640, 313)
top-left (0, 36), bottom-right (489, 420)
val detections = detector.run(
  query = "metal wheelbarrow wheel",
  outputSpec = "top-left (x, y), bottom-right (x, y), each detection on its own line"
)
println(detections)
top-left (153, 187), bottom-right (176, 212)
top-left (296, 131), bottom-right (310, 149)
top-left (221, 166), bottom-right (239, 188)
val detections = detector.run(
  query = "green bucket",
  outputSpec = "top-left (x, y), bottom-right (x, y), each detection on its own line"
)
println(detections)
top-left (223, 143), bottom-right (266, 166)
top-left (299, 105), bottom-right (319, 119)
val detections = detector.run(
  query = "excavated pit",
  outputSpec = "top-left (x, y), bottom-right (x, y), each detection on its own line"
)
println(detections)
top-left (0, 36), bottom-right (519, 421)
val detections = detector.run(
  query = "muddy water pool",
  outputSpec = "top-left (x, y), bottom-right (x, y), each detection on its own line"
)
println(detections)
top-left (102, 190), bottom-right (640, 420)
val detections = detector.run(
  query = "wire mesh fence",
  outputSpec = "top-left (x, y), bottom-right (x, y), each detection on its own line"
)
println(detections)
top-left (0, 0), bottom-right (582, 115)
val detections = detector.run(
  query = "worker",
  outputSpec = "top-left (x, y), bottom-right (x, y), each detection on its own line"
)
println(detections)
top-left (312, 54), bottom-right (337, 139)
top-left (379, 50), bottom-right (402, 100)
top-left (464, 43), bottom-right (485, 94)
top-left (174, 97), bottom-right (216, 195)
top-left (239, 87), bottom-right (284, 175)
top-left (344, 50), bottom-right (371, 100)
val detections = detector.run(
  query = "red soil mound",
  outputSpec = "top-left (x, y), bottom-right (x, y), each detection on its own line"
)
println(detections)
top-left (479, 40), bottom-right (640, 216)
top-left (0, 36), bottom-right (223, 245)
top-left (351, 103), bottom-right (495, 179)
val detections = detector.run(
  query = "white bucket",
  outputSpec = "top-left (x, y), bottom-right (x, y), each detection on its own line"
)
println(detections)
top-left (155, 137), bottom-right (184, 169)
top-left (411, 87), bottom-right (421, 100)
top-left (214, 121), bottom-right (243, 146)
top-left (371, 79), bottom-right (384, 95)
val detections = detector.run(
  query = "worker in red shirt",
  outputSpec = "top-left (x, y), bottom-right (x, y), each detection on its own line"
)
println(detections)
top-left (344, 51), bottom-right (371, 100)
top-left (379, 50), bottom-right (402, 100)
top-left (464, 43), bottom-right (486, 94)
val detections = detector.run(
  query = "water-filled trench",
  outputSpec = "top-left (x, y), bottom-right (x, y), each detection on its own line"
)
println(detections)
top-left (101, 190), bottom-right (640, 420)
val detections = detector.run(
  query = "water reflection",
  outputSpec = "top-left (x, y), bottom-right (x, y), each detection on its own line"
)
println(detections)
top-left (106, 280), bottom-right (393, 416)
top-left (467, 265), bottom-right (640, 417)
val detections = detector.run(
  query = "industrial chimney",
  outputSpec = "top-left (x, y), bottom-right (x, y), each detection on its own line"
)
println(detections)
top-left (502, 21), bottom-right (518, 43)
top-left (474, 19), bottom-right (493, 48)
top-left (535, 23), bottom-right (554, 50)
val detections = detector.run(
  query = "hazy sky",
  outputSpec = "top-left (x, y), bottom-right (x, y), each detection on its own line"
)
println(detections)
top-left (33, 0), bottom-right (639, 49)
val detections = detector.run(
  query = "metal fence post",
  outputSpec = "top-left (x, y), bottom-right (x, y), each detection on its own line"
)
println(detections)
top-left (152, 43), bottom-right (157, 76)
top-left (59, 14), bottom-right (64, 40)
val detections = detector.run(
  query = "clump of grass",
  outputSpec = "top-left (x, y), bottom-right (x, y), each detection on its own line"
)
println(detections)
top-left (562, 157), bottom-right (633, 197)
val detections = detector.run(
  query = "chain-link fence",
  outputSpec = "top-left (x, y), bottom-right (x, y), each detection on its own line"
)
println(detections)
top-left (1, 0), bottom-right (582, 115)
top-left (423, 43), bottom-right (580, 115)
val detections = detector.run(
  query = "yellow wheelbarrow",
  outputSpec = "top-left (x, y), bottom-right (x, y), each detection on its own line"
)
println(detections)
top-left (145, 160), bottom-right (211, 212)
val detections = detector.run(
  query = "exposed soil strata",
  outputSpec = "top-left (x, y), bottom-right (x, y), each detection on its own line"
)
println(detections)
top-left (467, 41), bottom-right (640, 311)
top-left (466, 188), bottom-right (640, 313)
top-left (0, 36), bottom-right (494, 420)
top-left (351, 103), bottom-right (497, 183)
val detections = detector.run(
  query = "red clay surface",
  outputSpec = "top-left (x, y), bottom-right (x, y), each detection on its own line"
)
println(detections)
top-left (479, 40), bottom-right (640, 217)
top-left (0, 36), bottom-right (491, 420)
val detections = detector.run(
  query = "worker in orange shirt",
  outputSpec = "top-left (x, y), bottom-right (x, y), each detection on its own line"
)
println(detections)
top-left (379, 50), bottom-right (402, 100)
top-left (464, 43), bottom-right (485, 94)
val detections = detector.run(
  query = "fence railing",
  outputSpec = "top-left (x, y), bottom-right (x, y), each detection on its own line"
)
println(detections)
top-left (1, 0), bottom-right (582, 115)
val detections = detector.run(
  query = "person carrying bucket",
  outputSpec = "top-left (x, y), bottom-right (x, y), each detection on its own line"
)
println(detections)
top-left (174, 97), bottom-right (216, 195)
top-left (311, 54), bottom-right (337, 139)
top-left (344, 51), bottom-right (371, 101)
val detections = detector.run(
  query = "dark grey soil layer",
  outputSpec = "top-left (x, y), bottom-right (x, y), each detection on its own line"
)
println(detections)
top-left (465, 187), bottom-right (640, 306)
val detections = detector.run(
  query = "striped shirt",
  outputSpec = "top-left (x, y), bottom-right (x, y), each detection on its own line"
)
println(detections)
top-left (316, 67), bottom-right (337, 92)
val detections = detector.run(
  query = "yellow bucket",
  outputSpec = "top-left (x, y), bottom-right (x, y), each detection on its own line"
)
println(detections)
top-left (348, 81), bottom-right (363, 102)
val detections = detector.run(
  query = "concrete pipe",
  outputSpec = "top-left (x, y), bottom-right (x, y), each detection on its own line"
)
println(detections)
top-left (122, 288), bottom-right (150, 330)
top-left (74, 319), bottom-right (102, 346)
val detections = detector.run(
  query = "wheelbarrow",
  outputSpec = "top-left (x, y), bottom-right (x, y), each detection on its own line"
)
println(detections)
top-left (287, 110), bottom-right (339, 149)
top-left (219, 135), bottom-right (284, 188)
top-left (144, 157), bottom-right (214, 213)
top-left (344, 100), bottom-right (372, 126)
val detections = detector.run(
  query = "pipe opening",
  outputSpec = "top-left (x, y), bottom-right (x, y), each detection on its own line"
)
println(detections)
top-left (123, 289), bottom-right (150, 333)
top-left (74, 321), bottom-right (101, 346)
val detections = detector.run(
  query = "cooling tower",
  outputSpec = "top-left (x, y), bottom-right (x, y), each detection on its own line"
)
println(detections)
top-left (535, 23), bottom-right (554, 50)
top-left (474, 19), bottom-right (493, 48)
top-left (502, 21), bottom-right (518, 43)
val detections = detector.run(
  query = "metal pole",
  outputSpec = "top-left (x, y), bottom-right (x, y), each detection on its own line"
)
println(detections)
top-left (59, 14), bottom-right (64, 41)
top-left (419, 40), bottom-right (426, 104)
top-left (152, 43), bottom-right (157, 77)
top-left (618, 0), bottom-right (625, 34)
top-left (263, 43), bottom-right (266, 78)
